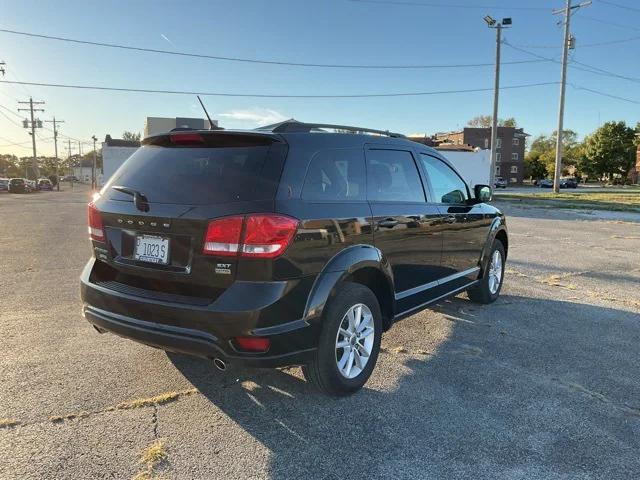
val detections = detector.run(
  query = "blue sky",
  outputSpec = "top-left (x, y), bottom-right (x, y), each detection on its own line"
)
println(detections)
top-left (0, 0), bottom-right (638, 156)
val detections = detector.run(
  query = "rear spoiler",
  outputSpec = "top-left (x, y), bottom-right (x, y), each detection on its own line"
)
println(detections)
top-left (142, 130), bottom-right (283, 148)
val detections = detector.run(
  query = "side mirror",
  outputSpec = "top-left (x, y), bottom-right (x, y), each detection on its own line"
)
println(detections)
top-left (474, 184), bottom-right (492, 202)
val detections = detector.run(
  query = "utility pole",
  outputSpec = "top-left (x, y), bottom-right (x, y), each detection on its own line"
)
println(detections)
top-left (18, 97), bottom-right (45, 180)
top-left (44, 117), bottom-right (65, 191)
top-left (91, 135), bottom-right (98, 190)
top-left (484, 16), bottom-right (512, 189)
top-left (552, 0), bottom-right (591, 193)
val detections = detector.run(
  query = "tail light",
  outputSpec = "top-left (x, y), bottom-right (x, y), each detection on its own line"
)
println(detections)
top-left (234, 336), bottom-right (271, 352)
top-left (170, 132), bottom-right (204, 145)
top-left (87, 202), bottom-right (104, 241)
top-left (242, 215), bottom-right (299, 258)
top-left (202, 214), bottom-right (298, 258)
top-left (202, 216), bottom-right (243, 256)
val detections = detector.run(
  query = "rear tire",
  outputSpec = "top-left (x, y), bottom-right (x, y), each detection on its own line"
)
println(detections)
top-left (467, 240), bottom-right (505, 304)
top-left (302, 282), bottom-right (382, 396)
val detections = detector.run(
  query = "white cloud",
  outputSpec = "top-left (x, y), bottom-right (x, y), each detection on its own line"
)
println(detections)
top-left (218, 108), bottom-right (288, 127)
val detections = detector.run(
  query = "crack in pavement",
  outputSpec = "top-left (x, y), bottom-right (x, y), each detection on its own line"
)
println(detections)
top-left (0, 388), bottom-right (200, 431)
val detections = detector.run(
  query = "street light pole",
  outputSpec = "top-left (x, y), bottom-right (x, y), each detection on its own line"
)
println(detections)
top-left (490, 24), bottom-right (501, 190)
top-left (484, 16), bottom-right (511, 189)
top-left (91, 135), bottom-right (97, 191)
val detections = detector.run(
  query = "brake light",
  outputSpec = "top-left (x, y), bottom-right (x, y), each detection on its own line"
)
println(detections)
top-left (202, 216), bottom-right (243, 256)
top-left (234, 336), bottom-right (271, 352)
top-left (202, 214), bottom-right (298, 258)
top-left (242, 215), bottom-right (298, 258)
top-left (87, 202), bottom-right (104, 241)
top-left (169, 132), bottom-right (204, 145)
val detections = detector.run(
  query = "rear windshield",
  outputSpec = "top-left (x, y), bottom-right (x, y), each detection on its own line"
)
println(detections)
top-left (104, 144), bottom-right (274, 205)
top-left (10, 179), bottom-right (24, 185)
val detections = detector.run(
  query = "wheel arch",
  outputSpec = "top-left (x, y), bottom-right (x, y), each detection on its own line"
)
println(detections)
top-left (302, 245), bottom-right (396, 331)
top-left (479, 217), bottom-right (508, 277)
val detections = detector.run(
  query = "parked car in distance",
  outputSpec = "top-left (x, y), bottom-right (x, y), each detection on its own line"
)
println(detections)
top-left (62, 175), bottom-right (78, 182)
top-left (38, 178), bottom-right (53, 191)
top-left (538, 179), bottom-right (553, 188)
top-left (24, 179), bottom-right (37, 192)
top-left (0, 178), bottom-right (9, 192)
top-left (494, 176), bottom-right (507, 189)
top-left (560, 177), bottom-right (578, 189)
top-left (8, 178), bottom-right (28, 193)
top-left (81, 121), bottom-right (508, 396)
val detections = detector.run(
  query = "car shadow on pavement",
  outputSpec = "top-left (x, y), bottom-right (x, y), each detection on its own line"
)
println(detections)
top-left (168, 294), bottom-right (640, 479)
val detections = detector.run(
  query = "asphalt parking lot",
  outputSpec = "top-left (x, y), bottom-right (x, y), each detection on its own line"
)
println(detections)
top-left (1, 187), bottom-right (639, 479)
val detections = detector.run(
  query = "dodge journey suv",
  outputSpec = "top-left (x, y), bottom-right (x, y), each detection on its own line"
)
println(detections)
top-left (81, 121), bottom-right (508, 395)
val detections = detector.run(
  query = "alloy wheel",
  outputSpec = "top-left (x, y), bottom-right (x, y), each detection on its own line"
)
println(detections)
top-left (335, 303), bottom-right (375, 379)
top-left (488, 249), bottom-right (503, 295)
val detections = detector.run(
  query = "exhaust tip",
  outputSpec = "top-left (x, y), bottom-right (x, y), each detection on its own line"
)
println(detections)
top-left (213, 358), bottom-right (227, 371)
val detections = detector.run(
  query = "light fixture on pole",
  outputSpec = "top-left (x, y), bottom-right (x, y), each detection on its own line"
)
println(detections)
top-left (485, 16), bottom-right (512, 189)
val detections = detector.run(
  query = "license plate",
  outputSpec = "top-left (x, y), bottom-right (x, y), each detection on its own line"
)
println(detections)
top-left (135, 235), bottom-right (170, 265)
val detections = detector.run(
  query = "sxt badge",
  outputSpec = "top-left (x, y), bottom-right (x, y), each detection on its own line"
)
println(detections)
top-left (215, 263), bottom-right (232, 275)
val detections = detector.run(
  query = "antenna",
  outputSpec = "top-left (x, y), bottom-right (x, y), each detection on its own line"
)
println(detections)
top-left (197, 95), bottom-right (217, 130)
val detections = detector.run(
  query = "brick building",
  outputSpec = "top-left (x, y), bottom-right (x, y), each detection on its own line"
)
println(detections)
top-left (630, 137), bottom-right (640, 184)
top-left (433, 127), bottom-right (528, 185)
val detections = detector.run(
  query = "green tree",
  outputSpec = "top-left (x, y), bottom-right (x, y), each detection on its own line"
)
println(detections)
top-left (524, 152), bottom-right (548, 179)
top-left (467, 115), bottom-right (518, 128)
top-left (528, 130), bottom-right (581, 177)
top-left (122, 131), bottom-right (141, 142)
top-left (0, 154), bottom-right (19, 177)
top-left (584, 121), bottom-right (636, 180)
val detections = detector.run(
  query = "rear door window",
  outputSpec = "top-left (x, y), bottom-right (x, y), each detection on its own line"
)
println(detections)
top-left (105, 144), bottom-right (274, 205)
top-left (419, 154), bottom-right (469, 204)
top-left (302, 148), bottom-right (366, 201)
top-left (365, 149), bottom-right (425, 202)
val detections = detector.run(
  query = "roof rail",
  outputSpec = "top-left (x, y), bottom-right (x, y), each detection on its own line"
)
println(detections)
top-left (256, 120), bottom-right (405, 138)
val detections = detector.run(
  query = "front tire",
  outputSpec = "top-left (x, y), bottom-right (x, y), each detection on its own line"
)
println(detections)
top-left (302, 282), bottom-right (382, 396)
top-left (467, 240), bottom-right (505, 304)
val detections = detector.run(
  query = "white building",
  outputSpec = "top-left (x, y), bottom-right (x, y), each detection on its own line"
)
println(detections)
top-left (101, 135), bottom-right (140, 185)
top-left (144, 116), bottom-right (218, 137)
top-left (72, 164), bottom-right (93, 183)
top-left (436, 147), bottom-right (491, 188)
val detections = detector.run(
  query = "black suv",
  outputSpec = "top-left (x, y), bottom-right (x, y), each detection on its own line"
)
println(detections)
top-left (81, 121), bottom-right (507, 395)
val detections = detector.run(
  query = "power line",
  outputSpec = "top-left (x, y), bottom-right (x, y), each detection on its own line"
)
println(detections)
top-left (506, 34), bottom-right (640, 49)
top-left (570, 83), bottom-right (640, 104)
top-left (0, 136), bottom-right (33, 149)
top-left (0, 103), bottom-right (22, 118)
top-left (0, 108), bottom-right (22, 127)
top-left (0, 28), bottom-right (550, 70)
top-left (0, 103), bottom-right (91, 147)
top-left (0, 78), bottom-right (560, 98)
top-left (570, 58), bottom-right (640, 83)
top-left (348, 0), bottom-right (552, 10)
top-left (579, 14), bottom-right (640, 31)
top-left (598, 0), bottom-right (640, 13)
top-left (503, 41), bottom-right (640, 84)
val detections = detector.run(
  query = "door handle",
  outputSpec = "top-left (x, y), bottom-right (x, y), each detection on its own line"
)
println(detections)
top-left (444, 215), bottom-right (457, 224)
top-left (378, 219), bottom-right (399, 228)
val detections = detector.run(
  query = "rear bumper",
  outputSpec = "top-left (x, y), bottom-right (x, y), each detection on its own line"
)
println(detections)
top-left (80, 258), bottom-right (318, 368)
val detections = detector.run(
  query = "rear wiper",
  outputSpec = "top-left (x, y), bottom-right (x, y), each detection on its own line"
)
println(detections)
top-left (112, 185), bottom-right (150, 212)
